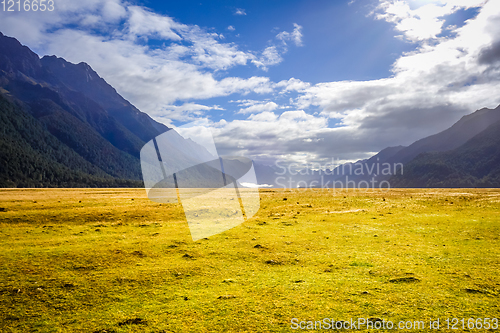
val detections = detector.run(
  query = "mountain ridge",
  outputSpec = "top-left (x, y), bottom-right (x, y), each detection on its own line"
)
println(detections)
top-left (0, 32), bottom-right (171, 187)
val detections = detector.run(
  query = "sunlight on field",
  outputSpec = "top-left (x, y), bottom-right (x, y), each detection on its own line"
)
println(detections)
top-left (0, 188), bottom-right (499, 332)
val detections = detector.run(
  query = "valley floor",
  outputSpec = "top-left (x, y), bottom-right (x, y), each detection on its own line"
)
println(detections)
top-left (0, 188), bottom-right (499, 332)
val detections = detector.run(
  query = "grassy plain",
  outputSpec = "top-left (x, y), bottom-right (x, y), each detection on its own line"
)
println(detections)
top-left (0, 188), bottom-right (499, 332)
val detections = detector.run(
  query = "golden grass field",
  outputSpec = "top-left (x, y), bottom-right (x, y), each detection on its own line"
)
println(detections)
top-left (0, 188), bottom-right (499, 332)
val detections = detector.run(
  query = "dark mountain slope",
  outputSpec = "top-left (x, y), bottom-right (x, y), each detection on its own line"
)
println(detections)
top-left (0, 32), bottom-right (169, 186)
top-left (386, 105), bottom-right (500, 165)
top-left (40, 55), bottom-right (167, 143)
top-left (0, 34), bottom-right (148, 158)
top-left (0, 32), bottom-right (223, 188)
top-left (315, 105), bottom-right (500, 188)
top-left (0, 32), bottom-right (42, 78)
top-left (0, 93), bottom-right (141, 187)
top-left (390, 119), bottom-right (500, 188)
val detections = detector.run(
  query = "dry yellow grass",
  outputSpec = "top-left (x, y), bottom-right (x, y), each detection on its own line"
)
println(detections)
top-left (0, 188), bottom-right (499, 332)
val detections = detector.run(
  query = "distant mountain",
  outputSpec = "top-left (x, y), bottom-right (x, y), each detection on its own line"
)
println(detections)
top-left (294, 145), bottom-right (406, 189)
top-left (0, 32), bottom-right (171, 187)
top-left (2, 31), bottom-right (498, 189)
top-left (385, 104), bottom-right (500, 165)
top-left (0, 93), bottom-right (141, 187)
top-left (390, 118), bottom-right (500, 187)
top-left (0, 32), bottom-right (251, 188)
top-left (40, 55), bottom-right (168, 143)
top-left (303, 104), bottom-right (500, 189)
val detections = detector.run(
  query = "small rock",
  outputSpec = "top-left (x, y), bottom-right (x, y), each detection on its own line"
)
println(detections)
top-left (132, 250), bottom-right (145, 257)
top-left (254, 244), bottom-right (264, 248)
top-left (182, 253), bottom-right (194, 259)
top-left (265, 259), bottom-right (280, 265)
top-left (368, 318), bottom-right (383, 323)
top-left (388, 277), bottom-right (420, 283)
top-left (118, 318), bottom-right (147, 326)
top-left (464, 288), bottom-right (485, 294)
top-left (283, 198), bottom-right (287, 201)
top-left (218, 295), bottom-right (236, 299)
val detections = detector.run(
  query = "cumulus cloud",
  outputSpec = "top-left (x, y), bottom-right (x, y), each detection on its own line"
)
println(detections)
top-left (237, 101), bottom-right (279, 114)
top-left (213, 0), bottom-right (500, 164)
top-left (151, 103), bottom-right (223, 127)
top-left (212, 110), bottom-right (330, 164)
top-left (373, 0), bottom-right (487, 42)
top-left (0, 0), bottom-right (289, 118)
top-left (276, 78), bottom-right (311, 93)
top-left (1, 0), bottom-right (499, 166)
top-left (478, 40), bottom-right (500, 65)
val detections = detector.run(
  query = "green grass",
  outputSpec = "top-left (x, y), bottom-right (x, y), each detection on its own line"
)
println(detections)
top-left (0, 188), bottom-right (499, 332)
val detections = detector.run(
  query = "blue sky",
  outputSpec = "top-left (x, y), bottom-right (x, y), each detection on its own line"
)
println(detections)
top-left (156, 0), bottom-right (412, 82)
top-left (0, 0), bottom-right (499, 165)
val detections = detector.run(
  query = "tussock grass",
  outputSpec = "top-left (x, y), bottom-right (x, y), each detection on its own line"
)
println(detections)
top-left (0, 188), bottom-right (499, 332)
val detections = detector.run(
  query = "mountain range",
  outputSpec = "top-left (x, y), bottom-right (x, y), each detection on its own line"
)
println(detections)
top-left (309, 104), bottom-right (500, 188)
top-left (0, 31), bottom-right (171, 187)
top-left (0, 32), bottom-right (499, 188)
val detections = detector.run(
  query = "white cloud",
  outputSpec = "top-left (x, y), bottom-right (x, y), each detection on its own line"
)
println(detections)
top-left (247, 111), bottom-right (279, 121)
top-left (252, 24), bottom-right (304, 70)
top-left (0, 0), bottom-right (287, 118)
top-left (127, 6), bottom-right (183, 41)
top-left (1, 0), bottom-right (499, 165)
top-left (212, 110), bottom-right (330, 164)
top-left (276, 78), bottom-right (311, 93)
top-left (238, 101), bottom-right (278, 114)
top-left (374, 0), bottom-right (487, 42)
top-left (276, 23), bottom-right (303, 46)
top-left (227, 25), bottom-right (235, 31)
top-left (210, 0), bottom-right (500, 164)
top-left (234, 8), bottom-right (246, 15)
top-left (252, 46), bottom-right (283, 70)
top-left (153, 103), bottom-right (222, 122)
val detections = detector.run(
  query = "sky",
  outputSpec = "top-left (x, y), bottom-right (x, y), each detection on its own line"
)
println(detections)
top-left (0, 0), bottom-right (499, 166)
